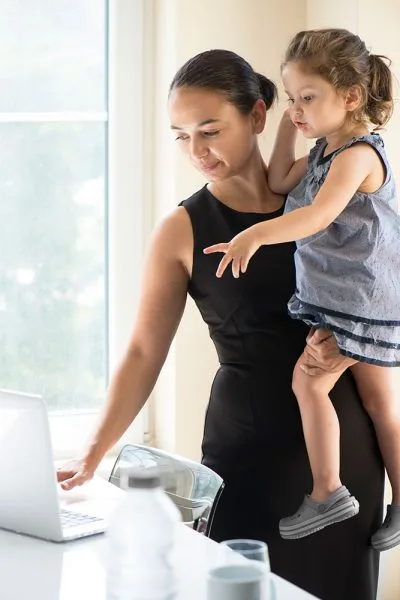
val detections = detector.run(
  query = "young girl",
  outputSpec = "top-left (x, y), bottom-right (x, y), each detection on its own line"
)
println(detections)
top-left (204, 28), bottom-right (400, 551)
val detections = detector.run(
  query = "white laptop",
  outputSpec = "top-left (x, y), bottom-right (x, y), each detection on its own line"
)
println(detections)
top-left (0, 388), bottom-right (123, 542)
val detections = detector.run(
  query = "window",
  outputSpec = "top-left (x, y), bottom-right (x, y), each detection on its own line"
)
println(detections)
top-left (0, 1), bottom-right (150, 456)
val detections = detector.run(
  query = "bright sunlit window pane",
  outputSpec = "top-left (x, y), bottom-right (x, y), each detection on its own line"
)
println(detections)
top-left (0, 0), bottom-right (106, 112)
top-left (0, 1), bottom-right (107, 412)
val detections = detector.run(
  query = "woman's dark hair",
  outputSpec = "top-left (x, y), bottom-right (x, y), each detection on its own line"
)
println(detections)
top-left (283, 28), bottom-right (393, 129)
top-left (169, 49), bottom-right (277, 114)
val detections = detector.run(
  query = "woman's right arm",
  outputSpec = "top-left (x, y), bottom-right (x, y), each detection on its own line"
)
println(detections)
top-left (57, 207), bottom-right (192, 489)
top-left (268, 110), bottom-right (308, 194)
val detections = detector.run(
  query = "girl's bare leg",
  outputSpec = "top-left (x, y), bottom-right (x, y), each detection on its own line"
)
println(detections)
top-left (292, 354), bottom-right (346, 501)
top-left (350, 363), bottom-right (400, 504)
top-left (350, 363), bottom-right (400, 551)
top-left (279, 349), bottom-right (359, 540)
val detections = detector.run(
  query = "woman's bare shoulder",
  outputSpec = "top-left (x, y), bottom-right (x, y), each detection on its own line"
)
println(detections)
top-left (148, 206), bottom-right (194, 276)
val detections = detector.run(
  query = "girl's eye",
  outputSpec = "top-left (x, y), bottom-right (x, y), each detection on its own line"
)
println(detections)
top-left (202, 130), bottom-right (220, 137)
top-left (287, 98), bottom-right (294, 105)
top-left (303, 96), bottom-right (314, 103)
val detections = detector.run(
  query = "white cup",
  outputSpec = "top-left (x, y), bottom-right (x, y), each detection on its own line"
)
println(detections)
top-left (207, 562), bottom-right (268, 600)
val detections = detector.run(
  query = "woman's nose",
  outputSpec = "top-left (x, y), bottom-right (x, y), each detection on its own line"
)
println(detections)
top-left (190, 138), bottom-right (208, 159)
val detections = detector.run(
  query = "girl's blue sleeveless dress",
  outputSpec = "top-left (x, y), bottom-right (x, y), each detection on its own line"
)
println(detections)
top-left (285, 133), bottom-right (400, 366)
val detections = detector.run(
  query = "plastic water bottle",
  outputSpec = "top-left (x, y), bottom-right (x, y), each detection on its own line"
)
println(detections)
top-left (106, 469), bottom-right (181, 600)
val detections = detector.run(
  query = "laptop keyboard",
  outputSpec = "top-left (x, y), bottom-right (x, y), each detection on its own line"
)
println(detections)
top-left (61, 508), bottom-right (103, 528)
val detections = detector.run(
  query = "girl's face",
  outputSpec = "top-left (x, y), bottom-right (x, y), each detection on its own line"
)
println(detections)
top-left (282, 61), bottom-right (350, 139)
top-left (168, 86), bottom-right (264, 182)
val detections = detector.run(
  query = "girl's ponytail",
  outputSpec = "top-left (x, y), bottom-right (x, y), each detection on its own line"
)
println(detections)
top-left (367, 54), bottom-right (393, 128)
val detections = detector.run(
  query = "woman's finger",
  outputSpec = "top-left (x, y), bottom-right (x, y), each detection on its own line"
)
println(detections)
top-left (303, 345), bottom-right (357, 373)
top-left (307, 327), bottom-right (333, 346)
top-left (303, 344), bottom-right (321, 362)
top-left (299, 363), bottom-right (325, 376)
top-left (60, 471), bottom-right (88, 490)
top-left (305, 327), bottom-right (316, 343)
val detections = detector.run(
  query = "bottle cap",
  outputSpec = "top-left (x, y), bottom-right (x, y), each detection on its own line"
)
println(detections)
top-left (127, 469), bottom-right (161, 489)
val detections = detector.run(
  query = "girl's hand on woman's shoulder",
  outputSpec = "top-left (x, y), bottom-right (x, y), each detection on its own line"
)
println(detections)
top-left (300, 328), bottom-right (357, 376)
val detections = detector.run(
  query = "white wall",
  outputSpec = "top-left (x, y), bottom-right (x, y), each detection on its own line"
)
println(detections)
top-left (147, 2), bottom-right (400, 598)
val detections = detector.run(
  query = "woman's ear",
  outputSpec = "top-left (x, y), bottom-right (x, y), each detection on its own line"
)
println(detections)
top-left (251, 99), bottom-right (267, 133)
top-left (345, 85), bottom-right (363, 112)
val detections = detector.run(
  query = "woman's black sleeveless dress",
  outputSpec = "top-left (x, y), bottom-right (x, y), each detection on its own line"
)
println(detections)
top-left (181, 186), bottom-right (384, 600)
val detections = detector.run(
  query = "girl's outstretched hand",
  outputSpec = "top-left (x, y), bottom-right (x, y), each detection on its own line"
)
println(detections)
top-left (204, 228), bottom-right (262, 278)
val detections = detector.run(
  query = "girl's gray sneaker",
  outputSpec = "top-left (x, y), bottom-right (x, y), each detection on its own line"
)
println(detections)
top-left (371, 504), bottom-right (400, 551)
top-left (279, 485), bottom-right (359, 540)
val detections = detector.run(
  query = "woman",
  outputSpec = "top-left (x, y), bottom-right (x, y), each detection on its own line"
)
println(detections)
top-left (57, 50), bottom-right (383, 600)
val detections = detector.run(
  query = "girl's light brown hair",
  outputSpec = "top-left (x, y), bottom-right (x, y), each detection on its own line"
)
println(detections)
top-left (283, 28), bottom-right (393, 129)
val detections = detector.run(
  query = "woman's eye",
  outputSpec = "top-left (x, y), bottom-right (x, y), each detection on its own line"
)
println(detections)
top-left (175, 134), bottom-right (189, 142)
top-left (202, 130), bottom-right (220, 137)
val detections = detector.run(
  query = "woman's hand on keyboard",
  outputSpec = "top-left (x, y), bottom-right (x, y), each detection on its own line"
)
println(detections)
top-left (57, 458), bottom-right (95, 490)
